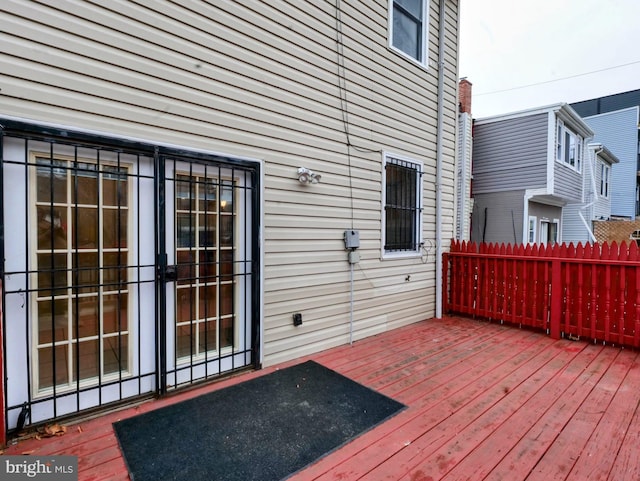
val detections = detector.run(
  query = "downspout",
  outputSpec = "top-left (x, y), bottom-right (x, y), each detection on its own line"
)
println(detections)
top-left (435, 0), bottom-right (447, 319)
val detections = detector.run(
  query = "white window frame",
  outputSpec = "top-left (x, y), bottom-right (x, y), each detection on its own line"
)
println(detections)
top-left (389, 0), bottom-right (429, 67)
top-left (382, 152), bottom-right (423, 259)
top-left (599, 162), bottom-right (610, 198)
top-left (556, 119), bottom-right (582, 172)
top-left (528, 216), bottom-right (537, 244)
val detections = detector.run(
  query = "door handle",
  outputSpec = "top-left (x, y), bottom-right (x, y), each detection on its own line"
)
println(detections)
top-left (165, 265), bottom-right (178, 282)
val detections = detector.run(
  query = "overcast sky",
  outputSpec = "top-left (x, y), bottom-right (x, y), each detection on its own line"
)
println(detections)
top-left (458, 0), bottom-right (640, 118)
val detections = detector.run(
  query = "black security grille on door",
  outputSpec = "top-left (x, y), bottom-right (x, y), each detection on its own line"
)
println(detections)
top-left (0, 120), bottom-right (260, 433)
top-left (161, 158), bottom-right (257, 391)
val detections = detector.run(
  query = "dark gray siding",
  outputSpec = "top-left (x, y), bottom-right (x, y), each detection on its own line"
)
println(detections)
top-left (572, 89), bottom-right (640, 117)
top-left (470, 190), bottom-right (525, 244)
top-left (472, 113), bottom-right (548, 194)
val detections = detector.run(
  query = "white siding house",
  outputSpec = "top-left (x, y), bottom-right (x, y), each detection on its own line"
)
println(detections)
top-left (0, 0), bottom-right (459, 432)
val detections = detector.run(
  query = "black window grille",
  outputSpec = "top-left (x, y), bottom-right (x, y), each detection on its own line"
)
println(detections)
top-left (384, 157), bottom-right (422, 252)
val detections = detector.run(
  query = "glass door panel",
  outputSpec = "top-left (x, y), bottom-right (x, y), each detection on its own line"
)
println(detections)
top-left (33, 157), bottom-right (130, 393)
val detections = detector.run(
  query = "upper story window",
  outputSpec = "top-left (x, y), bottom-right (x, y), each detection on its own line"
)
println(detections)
top-left (599, 162), bottom-right (610, 198)
top-left (383, 154), bottom-right (423, 257)
top-left (556, 120), bottom-right (582, 172)
top-left (390, 0), bottom-right (429, 66)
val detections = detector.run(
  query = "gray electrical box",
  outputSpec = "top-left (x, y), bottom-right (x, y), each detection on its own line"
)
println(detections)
top-left (344, 230), bottom-right (360, 249)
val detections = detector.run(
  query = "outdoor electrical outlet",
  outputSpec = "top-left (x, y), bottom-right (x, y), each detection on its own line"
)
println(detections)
top-left (293, 313), bottom-right (302, 326)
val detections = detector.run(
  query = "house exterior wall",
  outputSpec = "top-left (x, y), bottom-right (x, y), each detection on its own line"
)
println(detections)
top-left (471, 113), bottom-right (548, 195)
top-left (582, 107), bottom-right (639, 219)
top-left (470, 190), bottom-right (525, 244)
top-left (561, 148), bottom-right (613, 245)
top-left (552, 162), bottom-right (583, 202)
top-left (1, 1), bottom-right (459, 369)
top-left (561, 203), bottom-right (590, 244)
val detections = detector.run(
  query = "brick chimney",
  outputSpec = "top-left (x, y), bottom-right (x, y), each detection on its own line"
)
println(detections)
top-left (459, 78), bottom-right (472, 115)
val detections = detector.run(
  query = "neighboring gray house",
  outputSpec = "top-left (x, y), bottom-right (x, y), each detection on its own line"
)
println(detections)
top-left (572, 91), bottom-right (640, 219)
top-left (471, 104), bottom-right (594, 245)
top-left (561, 144), bottom-right (619, 244)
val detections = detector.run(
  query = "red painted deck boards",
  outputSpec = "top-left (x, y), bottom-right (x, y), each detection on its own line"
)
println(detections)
top-left (3, 317), bottom-right (640, 481)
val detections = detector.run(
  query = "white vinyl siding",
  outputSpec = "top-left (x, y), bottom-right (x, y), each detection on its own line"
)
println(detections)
top-left (1, 0), bottom-right (459, 367)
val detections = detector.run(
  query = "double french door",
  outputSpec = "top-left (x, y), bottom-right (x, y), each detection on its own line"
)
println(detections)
top-left (1, 122), bottom-right (260, 431)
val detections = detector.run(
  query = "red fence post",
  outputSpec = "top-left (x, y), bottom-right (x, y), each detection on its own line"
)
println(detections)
top-left (550, 257), bottom-right (562, 339)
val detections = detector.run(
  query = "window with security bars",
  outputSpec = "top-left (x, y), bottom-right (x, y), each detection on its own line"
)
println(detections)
top-left (33, 156), bottom-right (130, 392)
top-left (383, 155), bottom-right (423, 254)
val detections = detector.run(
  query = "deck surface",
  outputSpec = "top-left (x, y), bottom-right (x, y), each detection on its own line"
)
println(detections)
top-left (4, 316), bottom-right (640, 481)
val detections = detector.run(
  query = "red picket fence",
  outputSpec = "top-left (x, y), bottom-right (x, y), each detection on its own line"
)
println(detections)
top-left (443, 240), bottom-right (640, 348)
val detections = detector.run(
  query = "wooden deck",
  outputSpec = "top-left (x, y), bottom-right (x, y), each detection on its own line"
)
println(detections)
top-left (4, 316), bottom-right (640, 480)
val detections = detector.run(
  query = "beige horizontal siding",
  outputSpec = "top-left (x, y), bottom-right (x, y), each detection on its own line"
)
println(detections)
top-left (2, 0), bottom-right (459, 366)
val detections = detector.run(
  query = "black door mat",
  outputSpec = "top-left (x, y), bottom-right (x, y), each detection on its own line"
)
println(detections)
top-left (113, 360), bottom-right (405, 481)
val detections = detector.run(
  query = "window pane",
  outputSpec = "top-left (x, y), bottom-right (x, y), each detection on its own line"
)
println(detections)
top-left (220, 317), bottom-right (234, 349)
top-left (37, 206), bottom-right (67, 250)
top-left (393, 9), bottom-right (420, 60)
top-left (199, 320), bottom-right (218, 353)
top-left (177, 213), bottom-right (195, 248)
top-left (220, 215), bottom-right (233, 247)
top-left (199, 213), bottom-right (216, 247)
top-left (103, 208), bottom-right (127, 248)
top-left (176, 325), bottom-right (195, 358)
top-left (177, 250), bottom-right (196, 285)
top-left (396, 0), bottom-right (423, 17)
top-left (104, 335), bottom-right (128, 375)
top-left (220, 284), bottom-right (234, 317)
top-left (72, 296), bottom-right (100, 338)
top-left (38, 299), bottom-right (69, 343)
top-left (220, 250), bottom-right (234, 282)
top-left (393, 0), bottom-right (423, 61)
top-left (199, 250), bottom-right (217, 283)
top-left (220, 182), bottom-right (234, 213)
top-left (176, 287), bottom-right (196, 324)
top-left (74, 339), bottom-right (99, 381)
top-left (199, 179), bottom-right (218, 212)
top-left (199, 285), bottom-right (217, 319)
top-left (73, 207), bottom-right (98, 249)
top-left (176, 177), bottom-right (194, 211)
top-left (73, 252), bottom-right (99, 294)
top-left (103, 167), bottom-right (128, 207)
top-left (37, 253), bottom-right (68, 293)
top-left (104, 252), bottom-right (128, 288)
top-left (38, 345), bottom-right (69, 389)
top-left (103, 293), bottom-right (128, 333)
top-left (72, 164), bottom-right (98, 206)
top-left (36, 160), bottom-right (67, 204)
